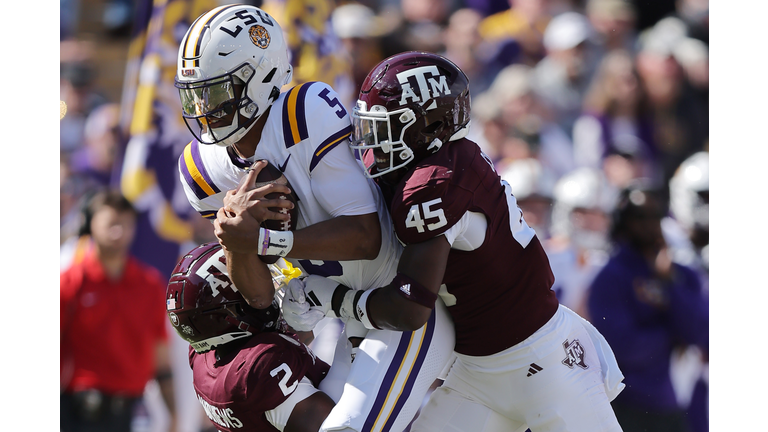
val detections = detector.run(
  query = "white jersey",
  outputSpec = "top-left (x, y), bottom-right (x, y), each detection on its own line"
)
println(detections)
top-left (178, 81), bottom-right (401, 291)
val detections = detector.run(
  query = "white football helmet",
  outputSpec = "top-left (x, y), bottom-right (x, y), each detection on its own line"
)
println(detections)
top-left (175, 4), bottom-right (293, 147)
top-left (669, 151), bottom-right (709, 232)
top-left (552, 167), bottom-right (618, 250)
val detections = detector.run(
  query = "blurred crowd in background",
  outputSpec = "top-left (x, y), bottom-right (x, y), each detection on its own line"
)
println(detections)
top-left (60, 0), bottom-right (709, 431)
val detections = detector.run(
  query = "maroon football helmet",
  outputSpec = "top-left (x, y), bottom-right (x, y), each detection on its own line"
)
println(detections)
top-left (351, 51), bottom-right (471, 178)
top-left (166, 242), bottom-right (280, 353)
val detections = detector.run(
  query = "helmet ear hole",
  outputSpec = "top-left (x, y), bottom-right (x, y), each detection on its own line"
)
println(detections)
top-left (262, 68), bottom-right (277, 83)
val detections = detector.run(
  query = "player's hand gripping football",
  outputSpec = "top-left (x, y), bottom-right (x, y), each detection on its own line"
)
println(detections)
top-left (214, 160), bottom-right (294, 254)
top-left (281, 276), bottom-right (328, 332)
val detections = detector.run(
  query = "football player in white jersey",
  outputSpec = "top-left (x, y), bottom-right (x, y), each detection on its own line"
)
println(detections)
top-left (173, 5), bottom-right (454, 432)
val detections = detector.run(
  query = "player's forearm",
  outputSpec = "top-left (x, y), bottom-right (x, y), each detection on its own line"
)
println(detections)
top-left (367, 286), bottom-right (433, 331)
top-left (224, 249), bottom-right (277, 309)
top-left (288, 213), bottom-right (381, 261)
top-left (356, 239), bottom-right (450, 331)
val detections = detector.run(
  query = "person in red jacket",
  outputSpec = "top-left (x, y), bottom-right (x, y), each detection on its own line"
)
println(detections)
top-left (60, 189), bottom-right (176, 432)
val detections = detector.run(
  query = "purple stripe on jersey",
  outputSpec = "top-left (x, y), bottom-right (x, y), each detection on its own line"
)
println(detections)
top-left (179, 150), bottom-right (208, 201)
top-left (363, 332), bottom-right (412, 431)
top-left (281, 88), bottom-right (295, 149)
top-left (281, 83), bottom-right (316, 149)
top-left (200, 210), bottom-right (216, 219)
top-left (362, 310), bottom-right (435, 431)
top-left (180, 141), bottom-right (220, 201)
top-left (294, 82), bottom-right (313, 142)
top-left (226, 146), bottom-right (252, 170)
top-left (381, 309), bottom-right (436, 431)
top-left (309, 125), bottom-right (353, 172)
top-left (190, 141), bottom-right (220, 195)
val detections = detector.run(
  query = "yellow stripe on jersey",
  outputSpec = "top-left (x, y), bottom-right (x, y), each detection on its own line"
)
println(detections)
top-left (182, 143), bottom-right (217, 197)
top-left (315, 131), bottom-right (351, 157)
top-left (286, 82), bottom-right (309, 144)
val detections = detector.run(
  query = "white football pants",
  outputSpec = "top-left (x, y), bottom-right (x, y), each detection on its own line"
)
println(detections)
top-left (320, 299), bottom-right (455, 432)
top-left (410, 305), bottom-right (625, 432)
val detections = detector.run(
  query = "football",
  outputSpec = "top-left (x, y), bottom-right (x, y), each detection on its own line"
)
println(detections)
top-left (251, 160), bottom-right (300, 264)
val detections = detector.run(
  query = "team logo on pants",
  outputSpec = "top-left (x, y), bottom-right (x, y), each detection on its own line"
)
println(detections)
top-left (561, 339), bottom-right (588, 370)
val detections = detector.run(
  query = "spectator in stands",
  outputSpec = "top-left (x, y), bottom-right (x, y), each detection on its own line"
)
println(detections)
top-left (500, 158), bottom-right (557, 241)
top-left (665, 151), bottom-right (709, 432)
top-left (378, 0), bottom-right (454, 56)
top-left (61, 189), bottom-right (177, 432)
top-left (478, 0), bottom-right (554, 66)
top-left (587, 180), bottom-right (708, 432)
top-left (68, 103), bottom-right (123, 189)
top-left (473, 63), bottom-right (574, 177)
top-left (440, 7), bottom-right (501, 97)
top-left (572, 49), bottom-right (661, 189)
top-left (331, 2), bottom-right (387, 98)
top-left (60, 40), bottom-right (109, 154)
top-left (635, 17), bottom-right (708, 187)
top-left (547, 167), bottom-right (618, 318)
top-left (585, 0), bottom-right (638, 55)
top-left (532, 11), bottom-right (597, 138)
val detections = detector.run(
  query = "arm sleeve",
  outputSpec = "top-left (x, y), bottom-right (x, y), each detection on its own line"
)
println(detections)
top-left (264, 378), bottom-right (321, 431)
top-left (441, 211), bottom-right (488, 250)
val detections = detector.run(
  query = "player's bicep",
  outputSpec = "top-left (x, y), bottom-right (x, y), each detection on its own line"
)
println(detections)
top-left (398, 235), bottom-right (451, 293)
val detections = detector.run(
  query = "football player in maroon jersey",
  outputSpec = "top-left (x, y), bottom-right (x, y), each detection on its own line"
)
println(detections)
top-left (166, 242), bottom-right (334, 432)
top-left (282, 52), bottom-right (627, 432)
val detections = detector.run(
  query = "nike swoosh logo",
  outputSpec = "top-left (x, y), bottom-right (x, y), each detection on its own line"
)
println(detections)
top-left (218, 50), bottom-right (236, 56)
top-left (278, 154), bottom-right (291, 173)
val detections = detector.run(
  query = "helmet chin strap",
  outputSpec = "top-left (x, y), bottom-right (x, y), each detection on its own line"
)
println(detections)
top-left (449, 120), bottom-right (471, 141)
top-left (426, 120), bottom-right (472, 153)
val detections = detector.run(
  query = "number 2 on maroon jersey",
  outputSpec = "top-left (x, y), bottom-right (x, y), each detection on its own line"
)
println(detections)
top-left (270, 363), bottom-right (298, 396)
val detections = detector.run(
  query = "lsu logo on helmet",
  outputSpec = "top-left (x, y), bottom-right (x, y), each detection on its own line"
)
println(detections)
top-left (249, 25), bottom-right (271, 49)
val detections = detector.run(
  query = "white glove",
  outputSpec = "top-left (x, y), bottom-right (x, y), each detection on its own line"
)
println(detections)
top-left (301, 275), bottom-right (345, 317)
top-left (281, 278), bottom-right (325, 332)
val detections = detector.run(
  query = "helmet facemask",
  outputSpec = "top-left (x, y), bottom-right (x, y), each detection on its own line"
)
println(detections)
top-left (176, 63), bottom-right (265, 147)
top-left (351, 101), bottom-right (417, 178)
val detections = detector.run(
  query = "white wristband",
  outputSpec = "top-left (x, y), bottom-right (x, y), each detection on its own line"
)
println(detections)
top-left (257, 227), bottom-right (294, 257)
top-left (355, 289), bottom-right (379, 330)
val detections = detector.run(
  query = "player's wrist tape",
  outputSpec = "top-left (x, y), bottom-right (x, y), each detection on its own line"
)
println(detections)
top-left (392, 273), bottom-right (437, 309)
top-left (257, 227), bottom-right (294, 257)
top-left (354, 288), bottom-right (380, 330)
top-left (330, 284), bottom-right (352, 318)
top-left (331, 285), bottom-right (380, 329)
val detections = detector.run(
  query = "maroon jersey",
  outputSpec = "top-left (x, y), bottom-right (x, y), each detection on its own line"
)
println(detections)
top-left (189, 331), bottom-right (330, 432)
top-left (370, 138), bottom-right (559, 356)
